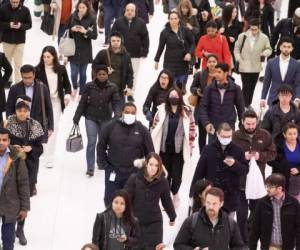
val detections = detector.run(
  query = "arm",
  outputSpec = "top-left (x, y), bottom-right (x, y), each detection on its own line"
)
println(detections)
top-left (233, 34), bottom-right (243, 62)
top-left (6, 86), bottom-right (16, 117)
top-left (268, 6), bottom-right (275, 35)
top-left (1, 53), bottom-right (13, 83)
top-left (260, 110), bottom-right (273, 134)
top-left (195, 36), bottom-right (205, 59)
top-left (142, 127), bottom-right (155, 155)
top-left (234, 86), bottom-right (245, 123)
top-left (43, 85), bottom-right (54, 130)
top-left (222, 35), bottom-right (232, 69)
top-left (73, 86), bottom-right (89, 124)
top-left (270, 20), bottom-right (282, 52)
top-left (154, 31), bottom-right (166, 62)
top-left (85, 16), bottom-right (98, 40)
top-left (92, 213), bottom-right (104, 247)
top-left (227, 147), bottom-right (249, 176)
top-left (125, 55), bottom-right (134, 89)
top-left (61, 66), bottom-right (72, 95)
top-left (190, 16), bottom-right (200, 37)
top-left (17, 160), bottom-right (30, 212)
top-left (124, 174), bottom-right (136, 200)
top-left (239, 0), bottom-right (246, 18)
top-left (97, 122), bottom-right (111, 169)
top-left (257, 131), bottom-right (277, 163)
top-left (0, 9), bottom-right (11, 30)
top-left (185, 27), bottom-right (196, 55)
top-left (262, 36), bottom-right (272, 58)
top-left (141, 22), bottom-right (149, 57)
top-left (20, 8), bottom-right (32, 31)
top-left (161, 179), bottom-right (176, 222)
top-left (190, 72), bottom-right (201, 95)
top-left (125, 218), bottom-right (141, 248)
top-left (199, 86), bottom-right (211, 127)
top-left (143, 86), bottom-right (154, 115)
top-left (111, 85), bottom-right (121, 119)
top-left (261, 61), bottom-right (272, 100)
top-left (173, 217), bottom-right (194, 250)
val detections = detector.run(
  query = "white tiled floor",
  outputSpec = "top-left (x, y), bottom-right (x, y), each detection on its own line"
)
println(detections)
top-left (0, 0), bottom-right (289, 249)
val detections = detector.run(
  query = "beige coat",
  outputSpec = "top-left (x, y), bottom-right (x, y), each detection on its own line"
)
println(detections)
top-left (234, 30), bottom-right (272, 73)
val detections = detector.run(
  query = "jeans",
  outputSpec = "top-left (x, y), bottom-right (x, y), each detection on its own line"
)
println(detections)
top-left (57, 23), bottom-right (67, 45)
top-left (85, 119), bottom-right (102, 171)
top-left (104, 1), bottom-right (124, 43)
top-left (70, 63), bottom-right (88, 94)
top-left (1, 217), bottom-right (16, 250)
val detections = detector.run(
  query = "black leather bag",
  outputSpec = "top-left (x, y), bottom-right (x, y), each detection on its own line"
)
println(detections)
top-left (40, 12), bottom-right (55, 35)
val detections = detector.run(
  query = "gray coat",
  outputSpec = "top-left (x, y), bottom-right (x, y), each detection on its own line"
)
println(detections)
top-left (0, 147), bottom-right (30, 223)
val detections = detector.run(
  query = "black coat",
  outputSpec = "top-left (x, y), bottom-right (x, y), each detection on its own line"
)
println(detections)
top-left (190, 140), bottom-right (249, 212)
top-left (126, 0), bottom-right (154, 23)
top-left (223, 20), bottom-right (243, 60)
top-left (97, 119), bottom-right (154, 171)
top-left (174, 208), bottom-right (244, 250)
top-left (35, 64), bottom-right (71, 112)
top-left (245, 2), bottom-right (274, 38)
top-left (124, 168), bottom-right (176, 247)
top-left (93, 47), bottom-right (134, 90)
top-left (191, 0), bottom-right (211, 40)
top-left (111, 16), bottom-right (149, 58)
top-left (288, 0), bottom-right (300, 18)
top-left (0, 2), bottom-right (32, 44)
top-left (73, 80), bottom-right (121, 123)
top-left (0, 52), bottom-right (12, 112)
top-left (199, 77), bottom-right (245, 129)
top-left (0, 147), bottom-right (30, 224)
top-left (154, 23), bottom-right (195, 76)
top-left (6, 80), bottom-right (54, 130)
top-left (249, 193), bottom-right (300, 250)
top-left (92, 210), bottom-right (140, 250)
top-left (68, 11), bottom-right (97, 65)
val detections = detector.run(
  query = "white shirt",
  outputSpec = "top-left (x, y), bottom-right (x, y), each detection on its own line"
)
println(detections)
top-left (279, 55), bottom-right (290, 81)
top-left (45, 65), bottom-right (58, 98)
top-left (248, 33), bottom-right (257, 50)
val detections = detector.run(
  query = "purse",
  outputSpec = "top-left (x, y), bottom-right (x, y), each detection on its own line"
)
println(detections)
top-left (66, 124), bottom-right (84, 152)
top-left (40, 11), bottom-right (54, 35)
top-left (58, 30), bottom-right (76, 56)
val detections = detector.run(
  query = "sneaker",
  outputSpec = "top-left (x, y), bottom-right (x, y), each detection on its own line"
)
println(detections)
top-left (86, 169), bottom-right (94, 177)
top-left (45, 162), bottom-right (53, 168)
top-left (172, 194), bottom-right (180, 209)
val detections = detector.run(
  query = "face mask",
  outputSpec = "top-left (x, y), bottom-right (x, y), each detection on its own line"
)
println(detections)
top-left (169, 97), bottom-right (179, 106)
top-left (123, 114), bottom-right (136, 125)
top-left (218, 137), bottom-right (232, 146)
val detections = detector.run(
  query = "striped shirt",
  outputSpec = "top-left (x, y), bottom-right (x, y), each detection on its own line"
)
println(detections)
top-left (270, 194), bottom-right (285, 247)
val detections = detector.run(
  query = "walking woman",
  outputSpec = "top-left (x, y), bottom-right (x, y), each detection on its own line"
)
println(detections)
top-left (92, 189), bottom-right (140, 250)
top-left (151, 87), bottom-right (196, 208)
top-left (68, 0), bottom-right (97, 96)
top-left (143, 69), bottom-right (173, 127)
top-left (35, 46), bottom-right (72, 168)
top-left (190, 54), bottom-right (218, 153)
top-left (154, 11), bottom-right (195, 92)
top-left (125, 152), bottom-right (176, 250)
top-left (6, 96), bottom-right (44, 246)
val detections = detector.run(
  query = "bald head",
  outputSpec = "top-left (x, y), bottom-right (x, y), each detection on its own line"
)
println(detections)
top-left (125, 3), bottom-right (136, 20)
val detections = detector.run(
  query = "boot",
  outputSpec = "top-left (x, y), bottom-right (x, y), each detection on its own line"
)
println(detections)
top-left (16, 224), bottom-right (27, 246)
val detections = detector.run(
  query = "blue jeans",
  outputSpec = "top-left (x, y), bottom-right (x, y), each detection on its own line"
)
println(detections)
top-left (104, 1), bottom-right (124, 43)
top-left (85, 119), bottom-right (102, 171)
top-left (174, 74), bottom-right (188, 85)
top-left (70, 63), bottom-right (88, 94)
top-left (1, 218), bottom-right (16, 250)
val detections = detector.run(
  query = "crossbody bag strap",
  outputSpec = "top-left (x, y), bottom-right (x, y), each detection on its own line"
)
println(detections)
top-left (38, 81), bottom-right (47, 130)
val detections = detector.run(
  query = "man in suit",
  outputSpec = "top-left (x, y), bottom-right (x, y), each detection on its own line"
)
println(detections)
top-left (261, 36), bottom-right (300, 108)
top-left (6, 64), bottom-right (53, 140)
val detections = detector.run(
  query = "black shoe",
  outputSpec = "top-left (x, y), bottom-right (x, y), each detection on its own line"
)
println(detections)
top-left (259, 76), bottom-right (264, 82)
top-left (16, 225), bottom-right (27, 246)
top-left (86, 169), bottom-right (94, 177)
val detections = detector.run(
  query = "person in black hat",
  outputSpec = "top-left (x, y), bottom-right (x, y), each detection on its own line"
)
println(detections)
top-left (262, 84), bottom-right (300, 143)
top-left (73, 64), bottom-right (121, 177)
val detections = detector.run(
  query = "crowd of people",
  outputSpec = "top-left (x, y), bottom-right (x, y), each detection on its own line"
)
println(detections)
top-left (0, 0), bottom-right (300, 249)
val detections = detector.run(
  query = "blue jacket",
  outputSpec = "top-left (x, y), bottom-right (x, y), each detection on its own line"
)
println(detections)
top-left (261, 56), bottom-right (300, 106)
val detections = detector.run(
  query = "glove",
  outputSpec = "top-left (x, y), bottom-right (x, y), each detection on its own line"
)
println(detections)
top-left (146, 111), bottom-right (153, 122)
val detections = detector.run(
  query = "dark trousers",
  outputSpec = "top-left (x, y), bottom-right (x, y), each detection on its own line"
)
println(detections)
top-left (198, 124), bottom-right (207, 153)
top-left (160, 151), bottom-right (184, 195)
top-left (241, 73), bottom-right (260, 107)
top-left (236, 190), bottom-right (259, 244)
top-left (26, 158), bottom-right (39, 196)
top-left (104, 165), bottom-right (135, 207)
top-left (1, 217), bottom-right (16, 250)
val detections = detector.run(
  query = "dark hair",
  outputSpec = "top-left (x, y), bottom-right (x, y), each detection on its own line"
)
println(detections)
top-left (249, 0), bottom-right (271, 8)
top-left (20, 64), bottom-right (35, 74)
top-left (215, 63), bottom-right (229, 72)
top-left (249, 18), bottom-right (260, 27)
top-left (242, 109), bottom-right (258, 121)
top-left (165, 87), bottom-right (184, 115)
top-left (109, 189), bottom-right (135, 225)
top-left (110, 31), bottom-right (123, 40)
top-left (168, 10), bottom-right (180, 19)
top-left (156, 69), bottom-right (174, 87)
top-left (265, 173), bottom-right (286, 191)
top-left (207, 54), bottom-right (219, 61)
top-left (76, 0), bottom-right (92, 17)
top-left (0, 127), bottom-right (10, 137)
top-left (206, 20), bottom-right (218, 30)
top-left (278, 36), bottom-right (294, 47)
top-left (217, 122), bottom-right (232, 133)
top-left (205, 187), bottom-right (224, 202)
top-left (282, 122), bottom-right (299, 135)
top-left (38, 46), bottom-right (60, 73)
top-left (15, 95), bottom-right (32, 111)
top-left (191, 179), bottom-right (213, 213)
top-left (222, 4), bottom-right (236, 26)
top-left (94, 64), bottom-right (109, 74)
top-left (277, 84), bottom-right (294, 95)
top-left (81, 243), bottom-right (99, 250)
top-left (122, 102), bottom-right (137, 111)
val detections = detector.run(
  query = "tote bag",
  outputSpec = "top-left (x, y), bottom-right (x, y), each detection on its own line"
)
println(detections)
top-left (66, 124), bottom-right (83, 152)
top-left (58, 30), bottom-right (76, 57)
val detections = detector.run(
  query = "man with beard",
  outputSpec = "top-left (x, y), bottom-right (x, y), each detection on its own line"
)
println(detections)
top-left (174, 187), bottom-right (244, 250)
top-left (249, 174), bottom-right (300, 250)
top-left (233, 110), bottom-right (276, 245)
top-left (261, 36), bottom-right (300, 108)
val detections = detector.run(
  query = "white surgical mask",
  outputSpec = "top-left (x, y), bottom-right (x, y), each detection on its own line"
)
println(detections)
top-left (123, 114), bottom-right (136, 125)
top-left (218, 137), bottom-right (232, 146)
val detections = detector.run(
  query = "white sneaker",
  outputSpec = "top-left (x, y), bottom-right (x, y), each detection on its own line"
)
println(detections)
top-left (172, 194), bottom-right (180, 209)
top-left (45, 162), bottom-right (53, 168)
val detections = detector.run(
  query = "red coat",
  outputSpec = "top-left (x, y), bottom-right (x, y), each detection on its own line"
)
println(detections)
top-left (195, 33), bottom-right (232, 69)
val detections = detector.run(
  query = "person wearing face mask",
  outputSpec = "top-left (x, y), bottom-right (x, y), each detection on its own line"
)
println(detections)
top-left (143, 70), bottom-right (173, 127)
top-left (124, 153), bottom-right (176, 250)
top-left (73, 65), bottom-right (121, 177)
top-left (97, 102), bottom-right (154, 207)
top-left (232, 110), bottom-right (276, 244)
top-left (190, 122), bottom-right (248, 216)
top-left (151, 87), bottom-right (196, 208)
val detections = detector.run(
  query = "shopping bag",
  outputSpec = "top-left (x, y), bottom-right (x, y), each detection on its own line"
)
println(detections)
top-left (66, 124), bottom-right (83, 152)
top-left (40, 12), bottom-right (55, 35)
top-left (245, 158), bottom-right (267, 200)
top-left (58, 30), bottom-right (76, 56)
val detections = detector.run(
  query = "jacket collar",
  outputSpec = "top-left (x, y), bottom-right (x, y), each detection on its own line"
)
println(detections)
top-left (211, 76), bottom-right (236, 91)
top-left (199, 207), bottom-right (226, 227)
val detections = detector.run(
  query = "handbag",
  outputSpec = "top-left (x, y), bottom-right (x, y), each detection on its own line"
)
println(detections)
top-left (40, 12), bottom-right (55, 35)
top-left (66, 124), bottom-right (84, 152)
top-left (58, 30), bottom-right (76, 57)
top-left (245, 158), bottom-right (267, 200)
